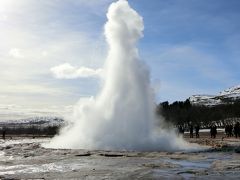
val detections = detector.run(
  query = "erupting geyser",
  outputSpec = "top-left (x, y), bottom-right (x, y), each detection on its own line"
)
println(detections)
top-left (46, 0), bottom-right (193, 151)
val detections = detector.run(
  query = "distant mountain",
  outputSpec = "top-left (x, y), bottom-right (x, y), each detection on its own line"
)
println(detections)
top-left (189, 85), bottom-right (240, 106)
top-left (0, 116), bottom-right (64, 128)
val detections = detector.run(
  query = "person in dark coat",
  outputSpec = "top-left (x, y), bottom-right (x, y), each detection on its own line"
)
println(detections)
top-left (229, 124), bottom-right (233, 137)
top-left (210, 125), bottom-right (217, 138)
top-left (210, 125), bottom-right (214, 138)
top-left (195, 124), bottom-right (200, 138)
top-left (189, 124), bottom-right (193, 138)
top-left (225, 125), bottom-right (229, 137)
top-left (2, 129), bottom-right (6, 140)
top-left (234, 122), bottom-right (240, 138)
top-left (213, 125), bottom-right (217, 138)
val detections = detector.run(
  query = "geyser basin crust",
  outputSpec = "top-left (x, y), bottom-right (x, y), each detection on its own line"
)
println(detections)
top-left (44, 0), bottom-right (198, 151)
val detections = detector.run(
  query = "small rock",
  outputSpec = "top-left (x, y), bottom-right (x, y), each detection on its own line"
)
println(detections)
top-left (235, 146), bottom-right (240, 153)
top-left (5, 145), bottom-right (12, 149)
top-left (75, 152), bottom-right (91, 157)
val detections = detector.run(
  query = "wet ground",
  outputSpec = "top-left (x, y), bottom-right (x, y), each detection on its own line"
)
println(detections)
top-left (0, 134), bottom-right (240, 179)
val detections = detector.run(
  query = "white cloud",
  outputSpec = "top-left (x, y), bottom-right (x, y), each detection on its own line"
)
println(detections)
top-left (8, 48), bottom-right (25, 58)
top-left (0, 0), bottom-right (108, 107)
top-left (1, 84), bottom-right (62, 95)
top-left (51, 63), bottom-right (103, 79)
top-left (0, 14), bottom-right (7, 21)
top-left (70, 0), bottom-right (113, 6)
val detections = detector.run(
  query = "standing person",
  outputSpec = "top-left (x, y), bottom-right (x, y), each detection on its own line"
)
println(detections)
top-left (180, 125), bottom-right (185, 135)
top-left (178, 125), bottom-right (182, 135)
top-left (195, 124), bottom-right (200, 138)
top-left (210, 125), bottom-right (214, 138)
top-left (237, 122), bottom-right (240, 137)
top-left (225, 125), bottom-right (229, 137)
top-left (234, 122), bottom-right (240, 138)
top-left (189, 124), bottom-right (193, 138)
top-left (229, 124), bottom-right (233, 137)
top-left (213, 125), bottom-right (217, 138)
top-left (2, 129), bottom-right (6, 140)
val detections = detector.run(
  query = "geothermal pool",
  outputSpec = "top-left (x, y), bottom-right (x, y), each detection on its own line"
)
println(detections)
top-left (1, 138), bottom-right (240, 179)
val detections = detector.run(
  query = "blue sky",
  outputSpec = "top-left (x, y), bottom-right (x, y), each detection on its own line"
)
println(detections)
top-left (0, 0), bottom-right (240, 109)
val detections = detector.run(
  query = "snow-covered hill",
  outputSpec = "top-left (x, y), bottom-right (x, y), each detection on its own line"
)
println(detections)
top-left (189, 85), bottom-right (240, 106)
top-left (189, 95), bottom-right (222, 106)
top-left (219, 85), bottom-right (240, 97)
top-left (0, 116), bottom-right (64, 128)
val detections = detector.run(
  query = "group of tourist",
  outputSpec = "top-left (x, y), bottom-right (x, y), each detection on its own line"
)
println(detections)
top-left (188, 124), bottom-right (200, 138)
top-left (178, 124), bottom-right (200, 138)
top-left (177, 122), bottom-right (240, 139)
top-left (225, 122), bottom-right (240, 138)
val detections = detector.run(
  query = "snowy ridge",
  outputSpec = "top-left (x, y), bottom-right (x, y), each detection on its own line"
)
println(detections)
top-left (189, 85), bottom-right (240, 106)
top-left (219, 85), bottom-right (240, 96)
top-left (0, 116), bottom-right (64, 127)
top-left (218, 85), bottom-right (240, 101)
top-left (189, 95), bottom-right (222, 106)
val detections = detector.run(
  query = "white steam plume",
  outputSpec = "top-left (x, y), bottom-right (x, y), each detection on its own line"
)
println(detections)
top-left (45, 0), bottom-right (196, 151)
